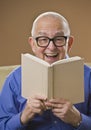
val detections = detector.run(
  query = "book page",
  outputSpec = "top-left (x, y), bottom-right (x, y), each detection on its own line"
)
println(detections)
top-left (22, 54), bottom-right (49, 98)
top-left (53, 59), bottom-right (84, 104)
top-left (24, 53), bottom-right (50, 67)
top-left (51, 56), bottom-right (82, 66)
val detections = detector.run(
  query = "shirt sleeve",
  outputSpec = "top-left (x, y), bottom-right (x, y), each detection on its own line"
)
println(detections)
top-left (0, 67), bottom-right (27, 130)
top-left (74, 65), bottom-right (91, 130)
top-left (2, 113), bottom-right (24, 130)
top-left (73, 114), bottom-right (91, 130)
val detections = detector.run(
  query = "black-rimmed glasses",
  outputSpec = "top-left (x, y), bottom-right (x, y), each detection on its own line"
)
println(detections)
top-left (34, 36), bottom-right (68, 47)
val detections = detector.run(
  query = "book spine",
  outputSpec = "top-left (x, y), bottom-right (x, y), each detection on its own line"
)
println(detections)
top-left (48, 67), bottom-right (53, 99)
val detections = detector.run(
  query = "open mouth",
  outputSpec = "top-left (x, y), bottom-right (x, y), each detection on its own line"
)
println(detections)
top-left (45, 53), bottom-right (58, 58)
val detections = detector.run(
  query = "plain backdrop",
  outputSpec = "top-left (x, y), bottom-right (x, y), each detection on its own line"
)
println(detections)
top-left (0, 0), bottom-right (91, 66)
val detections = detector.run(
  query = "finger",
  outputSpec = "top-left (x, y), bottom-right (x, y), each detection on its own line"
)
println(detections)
top-left (52, 103), bottom-right (63, 108)
top-left (33, 95), bottom-right (47, 101)
top-left (28, 98), bottom-right (46, 111)
top-left (49, 98), bottom-right (66, 104)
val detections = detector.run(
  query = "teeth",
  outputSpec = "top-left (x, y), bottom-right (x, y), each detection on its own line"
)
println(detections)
top-left (46, 53), bottom-right (58, 57)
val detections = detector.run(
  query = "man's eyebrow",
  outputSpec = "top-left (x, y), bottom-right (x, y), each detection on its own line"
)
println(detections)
top-left (37, 32), bottom-right (47, 35)
top-left (54, 32), bottom-right (64, 36)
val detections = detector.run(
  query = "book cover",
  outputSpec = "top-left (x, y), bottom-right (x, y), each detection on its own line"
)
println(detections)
top-left (21, 53), bottom-right (84, 104)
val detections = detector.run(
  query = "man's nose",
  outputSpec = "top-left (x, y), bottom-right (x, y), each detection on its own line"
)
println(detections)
top-left (47, 41), bottom-right (56, 50)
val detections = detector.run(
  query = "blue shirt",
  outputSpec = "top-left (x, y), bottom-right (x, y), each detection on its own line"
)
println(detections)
top-left (0, 65), bottom-right (91, 130)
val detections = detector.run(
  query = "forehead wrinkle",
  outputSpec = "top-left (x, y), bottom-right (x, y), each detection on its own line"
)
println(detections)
top-left (36, 31), bottom-right (65, 37)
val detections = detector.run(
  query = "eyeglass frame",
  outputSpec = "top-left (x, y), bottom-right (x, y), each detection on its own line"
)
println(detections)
top-left (33, 36), bottom-right (68, 48)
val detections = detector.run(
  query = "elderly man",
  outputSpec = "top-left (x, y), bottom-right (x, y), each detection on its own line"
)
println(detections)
top-left (0, 11), bottom-right (91, 130)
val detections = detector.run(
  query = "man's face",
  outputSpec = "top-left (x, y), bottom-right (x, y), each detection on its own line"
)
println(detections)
top-left (29, 17), bottom-right (73, 64)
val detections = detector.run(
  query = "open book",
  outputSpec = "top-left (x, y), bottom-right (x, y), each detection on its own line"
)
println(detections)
top-left (21, 53), bottom-right (84, 104)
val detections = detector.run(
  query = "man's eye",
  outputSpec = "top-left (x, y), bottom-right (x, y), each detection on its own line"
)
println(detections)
top-left (40, 38), bottom-right (48, 42)
top-left (56, 37), bottom-right (64, 41)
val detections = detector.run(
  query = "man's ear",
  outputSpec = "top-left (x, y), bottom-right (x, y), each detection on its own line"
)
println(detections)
top-left (67, 36), bottom-right (74, 53)
top-left (28, 37), bottom-right (36, 53)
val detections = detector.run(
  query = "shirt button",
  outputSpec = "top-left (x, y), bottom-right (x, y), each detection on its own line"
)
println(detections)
top-left (54, 120), bottom-right (57, 124)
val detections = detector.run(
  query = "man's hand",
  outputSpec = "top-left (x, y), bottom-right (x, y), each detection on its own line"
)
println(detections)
top-left (45, 98), bottom-right (82, 127)
top-left (20, 95), bottom-right (47, 125)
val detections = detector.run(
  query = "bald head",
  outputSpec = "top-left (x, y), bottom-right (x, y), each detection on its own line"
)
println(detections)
top-left (31, 11), bottom-right (70, 36)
